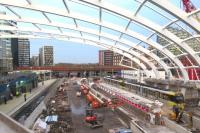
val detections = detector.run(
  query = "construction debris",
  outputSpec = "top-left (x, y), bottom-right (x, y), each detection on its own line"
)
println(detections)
top-left (33, 80), bottom-right (74, 133)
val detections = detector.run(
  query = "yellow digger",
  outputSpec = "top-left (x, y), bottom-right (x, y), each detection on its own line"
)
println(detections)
top-left (168, 92), bottom-right (185, 123)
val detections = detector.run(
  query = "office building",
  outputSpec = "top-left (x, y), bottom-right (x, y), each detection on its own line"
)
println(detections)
top-left (99, 50), bottom-right (113, 66)
top-left (31, 55), bottom-right (39, 66)
top-left (0, 12), bottom-right (13, 74)
top-left (11, 38), bottom-right (30, 68)
top-left (39, 46), bottom-right (54, 66)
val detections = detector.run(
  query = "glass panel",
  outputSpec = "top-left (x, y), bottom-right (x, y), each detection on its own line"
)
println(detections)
top-left (166, 44), bottom-right (183, 55)
top-left (167, 23), bottom-right (194, 39)
top-left (132, 48), bottom-right (141, 53)
top-left (121, 34), bottom-right (141, 44)
top-left (139, 42), bottom-right (149, 49)
top-left (163, 58), bottom-right (175, 67)
top-left (17, 22), bottom-right (39, 30)
top-left (104, 0), bottom-right (141, 13)
top-left (76, 20), bottom-right (99, 31)
top-left (101, 27), bottom-right (121, 37)
top-left (39, 24), bottom-right (59, 31)
top-left (116, 42), bottom-right (131, 49)
top-left (100, 37), bottom-right (115, 46)
top-left (168, 0), bottom-right (182, 9)
top-left (179, 55), bottom-right (198, 66)
top-left (179, 55), bottom-right (193, 67)
top-left (0, 5), bottom-right (17, 17)
top-left (128, 21), bottom-right (153, 37)
top-left (102, 10), bottom-right (129, 28)
top-left (11, 7), bottom-right (46, 21)
top-left (82, 33), bottom-right (99, 41)
top-left (68, 0), bottom-right (99, 19)
top-left (139, 2), bottom-right (172, 26)
top-left (189, 11), bottom-right (200, 25)
top-left (153, 34), bottom-right (171, 46)
top-left (185, 37), bottom-right (200, 52)
top-left (143, 1), bottom-right (176, 20)
top-left (46, 13), bottom-right (74, 25)
top-left (62, 29), bottom-right (82, 37)
top-left (32, 0), bottom-right (65, 10)
top-left (152, 50), bottom-right (165, 58)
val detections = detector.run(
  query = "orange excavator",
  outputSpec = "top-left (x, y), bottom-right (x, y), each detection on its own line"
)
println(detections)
top-left (79, 78), bottom-right (124, 128)
top-left (85, 107), bottom-right (103, 128)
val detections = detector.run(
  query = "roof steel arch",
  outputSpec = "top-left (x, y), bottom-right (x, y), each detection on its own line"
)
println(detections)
top-left (74, 0), bottom-right (200, 64)
top-left (0, 14), bottom-right (171, 76)
top-left (0, 25), bottom-right (159, 76)
top-left (0, 33), bottom-right (157, 77)
top-left (0, 3), bottom-right (188, 79)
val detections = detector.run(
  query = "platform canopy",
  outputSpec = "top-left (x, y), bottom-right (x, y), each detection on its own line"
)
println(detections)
top-left (0, 0), bottom-right (200, 80)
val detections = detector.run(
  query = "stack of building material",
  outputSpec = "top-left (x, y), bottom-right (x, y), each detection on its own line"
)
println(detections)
top-left (34, 81), bottom-right (74, 133)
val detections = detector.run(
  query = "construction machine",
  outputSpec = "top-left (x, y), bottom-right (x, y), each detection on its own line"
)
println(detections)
top-left (168, 102), bottom-right (184, 123)
top-left (84, 108), bottom-right (103, 128)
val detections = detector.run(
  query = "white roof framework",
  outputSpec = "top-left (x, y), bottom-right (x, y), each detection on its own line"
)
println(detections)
top-left (0, 0), bottom-right (200, 80)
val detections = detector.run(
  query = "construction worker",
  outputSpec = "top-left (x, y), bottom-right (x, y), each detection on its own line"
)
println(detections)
top-left (173, 105), bottom-right (179, 119)
top-left (24, 93), bottom-right (27, 102)
top-left (176, 107), bottom-right (183, 123)
top-left (16, 90), bottom-right (19, 97)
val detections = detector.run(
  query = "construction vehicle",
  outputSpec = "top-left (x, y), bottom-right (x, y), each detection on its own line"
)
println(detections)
top-left (167, 92), bottom-right (185, 110)
top-left (168, 103), bottom-right (184, 123)
top-left (84, 108), bottom-right (103, 128)
top-left (167, 91), bottom-right (185, 123)
top-left (164, 89), bottom-right (184, 123)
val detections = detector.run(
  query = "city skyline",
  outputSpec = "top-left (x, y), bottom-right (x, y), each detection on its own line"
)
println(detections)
top-left (30, 39), bottom-right (102, 64)
top-left (1, 0), bottom-right (199, 65)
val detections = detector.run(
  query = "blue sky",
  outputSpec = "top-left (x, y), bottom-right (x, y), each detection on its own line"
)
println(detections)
top-left (30, 39), bottom-right (101, 64)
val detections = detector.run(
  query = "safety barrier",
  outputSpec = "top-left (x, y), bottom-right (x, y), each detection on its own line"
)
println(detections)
top-left (0, 112), bottom-right (33, 133)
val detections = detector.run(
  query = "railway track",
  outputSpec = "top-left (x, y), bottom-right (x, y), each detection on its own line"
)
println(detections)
top-left (13, 79), bottom-right (62, 122)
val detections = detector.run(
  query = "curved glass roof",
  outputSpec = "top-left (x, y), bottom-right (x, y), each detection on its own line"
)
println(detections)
top-left (0, 0), bottom-right (200, 80)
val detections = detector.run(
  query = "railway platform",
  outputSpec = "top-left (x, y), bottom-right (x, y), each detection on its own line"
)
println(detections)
top-left (0, 79), bottom-right (56, 115)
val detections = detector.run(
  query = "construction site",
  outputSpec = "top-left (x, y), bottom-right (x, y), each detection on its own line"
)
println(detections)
top-left (0, 0), bottom-right (200, 133)
top-left (2, 76), bottom-right (199, 133)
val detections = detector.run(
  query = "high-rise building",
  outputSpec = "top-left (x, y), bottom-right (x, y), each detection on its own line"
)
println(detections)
top-left (99, 50), bottom-right (113, 66)
top-left (39, 46), bottom-right (54, 66)
top-left (0, 12), bottom-right (13, 75)
top-left (30, 55), bottom-right (39, 66)
top-left (11, 38), bottom-right (30, 68)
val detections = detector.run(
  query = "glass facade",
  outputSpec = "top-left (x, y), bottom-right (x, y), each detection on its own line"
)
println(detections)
top-left (11, 38), bottom-right (30, 68)
top-left (0, 12), bottom-right (13, 75)
top-left (39, 46), bottom-right (54, 66)
top-left (18, 39), bottom-right (30, 67)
